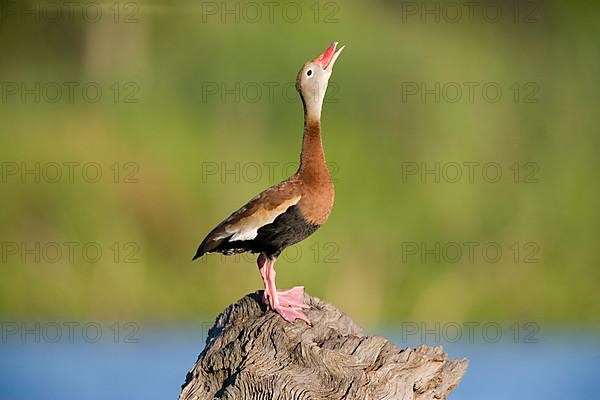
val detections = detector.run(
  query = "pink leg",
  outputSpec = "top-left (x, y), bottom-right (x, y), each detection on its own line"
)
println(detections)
top-left (257, 254), bottom-right (310, 324)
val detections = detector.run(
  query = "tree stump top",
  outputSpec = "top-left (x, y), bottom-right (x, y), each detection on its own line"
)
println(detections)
top-left (179, 291), bottom-right (468, 400)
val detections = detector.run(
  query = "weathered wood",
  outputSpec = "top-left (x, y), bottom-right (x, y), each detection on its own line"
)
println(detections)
top-left (179, 291), bottom-right (468, 400)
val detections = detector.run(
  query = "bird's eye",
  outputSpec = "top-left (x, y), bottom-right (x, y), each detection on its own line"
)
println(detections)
top-left (306, 69), bottom-right (313, 77)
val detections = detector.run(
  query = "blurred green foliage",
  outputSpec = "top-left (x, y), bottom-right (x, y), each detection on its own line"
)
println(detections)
top-left (0, 0), bottom-right (598, 326)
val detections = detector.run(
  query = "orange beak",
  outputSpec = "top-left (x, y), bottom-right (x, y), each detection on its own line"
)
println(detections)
top-left (314, 42), bottom-right (345, 71)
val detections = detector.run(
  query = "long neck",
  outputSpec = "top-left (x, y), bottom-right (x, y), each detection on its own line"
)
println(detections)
top-left (301, 81), bottom-right (325, 122)
top-left (298, 103), bottom-right (329, 182)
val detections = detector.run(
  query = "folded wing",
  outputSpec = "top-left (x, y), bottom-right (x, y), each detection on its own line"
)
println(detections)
top-left (193, 180), bottom-right (301, 259)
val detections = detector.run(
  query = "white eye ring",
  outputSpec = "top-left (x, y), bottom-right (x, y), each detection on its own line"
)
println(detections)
top-left (306, 69), bottom-right (313, 77)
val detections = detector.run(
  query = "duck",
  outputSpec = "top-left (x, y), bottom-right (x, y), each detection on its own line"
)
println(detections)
top-left (193, 42), bottom-right (345, 323)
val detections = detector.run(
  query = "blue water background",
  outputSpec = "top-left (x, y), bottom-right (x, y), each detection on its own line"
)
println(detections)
top-left (0, 325), bottom-right (598, 400)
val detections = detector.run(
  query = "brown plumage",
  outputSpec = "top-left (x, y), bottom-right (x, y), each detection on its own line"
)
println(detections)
top-left (193, 120), bottom-right (333, 259)
top-left (193, 42), bottom-right (345, 323)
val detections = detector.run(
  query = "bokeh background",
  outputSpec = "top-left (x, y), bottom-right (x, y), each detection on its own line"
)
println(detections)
top-left (0, 0), bottom-right (598, 399)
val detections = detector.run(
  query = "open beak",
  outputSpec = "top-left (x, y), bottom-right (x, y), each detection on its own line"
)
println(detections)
top-left (314, 42), bottom-right (345, 72)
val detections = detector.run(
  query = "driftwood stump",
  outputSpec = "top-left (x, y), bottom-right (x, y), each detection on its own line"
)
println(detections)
top-left (179, 291), bottom-right (468, 400)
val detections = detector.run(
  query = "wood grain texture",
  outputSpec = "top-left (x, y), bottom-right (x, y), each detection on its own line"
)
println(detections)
top-left (179, 292), bottom-right (468, 400)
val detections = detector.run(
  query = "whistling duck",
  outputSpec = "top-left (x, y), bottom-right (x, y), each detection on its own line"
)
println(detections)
top-left (193, 42), bottom-right (344, 323)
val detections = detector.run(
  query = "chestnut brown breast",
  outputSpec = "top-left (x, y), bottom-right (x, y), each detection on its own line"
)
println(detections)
top-left (297, 172), bottom-right (334, 226)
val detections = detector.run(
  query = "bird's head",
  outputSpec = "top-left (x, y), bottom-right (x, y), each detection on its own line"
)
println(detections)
top-left (296, 42), bottom-right (344, 122)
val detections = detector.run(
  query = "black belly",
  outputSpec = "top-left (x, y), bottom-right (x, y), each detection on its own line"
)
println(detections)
top-left (215, 205), bottom-right (319, 258)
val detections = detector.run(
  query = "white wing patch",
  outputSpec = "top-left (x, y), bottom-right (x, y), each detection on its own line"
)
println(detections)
top-left (220, 195), bottom-right (301, 242)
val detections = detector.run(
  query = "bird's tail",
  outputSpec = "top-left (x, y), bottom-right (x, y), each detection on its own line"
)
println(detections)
top-left (192, 226), bottom-right (227, 261)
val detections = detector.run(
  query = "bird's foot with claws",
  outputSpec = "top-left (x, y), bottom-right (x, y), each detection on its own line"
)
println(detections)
top-left (263, 286), bottom-right (310, 324)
